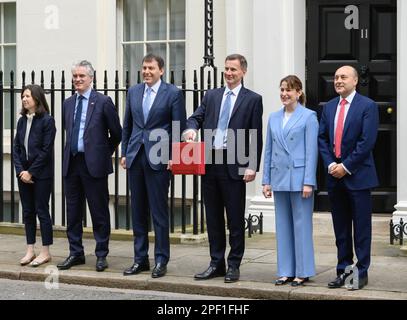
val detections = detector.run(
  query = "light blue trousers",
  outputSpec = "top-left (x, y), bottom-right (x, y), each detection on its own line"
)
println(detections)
top-left (274, 191), bottom-right (316, 278)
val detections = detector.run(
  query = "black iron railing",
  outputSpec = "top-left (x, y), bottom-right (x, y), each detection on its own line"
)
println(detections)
top-left (390, 218), bottom-right (407, 245)
top-left (0, 69), bottom-right (225, 235)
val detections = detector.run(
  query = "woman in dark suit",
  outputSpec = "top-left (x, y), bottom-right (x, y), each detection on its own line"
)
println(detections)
top-left (14, 84), bottom-right (56, 267)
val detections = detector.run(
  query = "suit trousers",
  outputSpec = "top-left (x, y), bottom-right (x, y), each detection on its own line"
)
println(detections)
top-left (64, 153), bottom-right (111, 258)
top-left (328, 180), bottom-right (372, 278)
top-left (202, 156), bottom-right (246, 269)
top-left (274, 192), bottom-right (315, 278)
top-left (18, 178), bottom-right (53, 246)
top-left (128, 146), bottom-right (170, 265)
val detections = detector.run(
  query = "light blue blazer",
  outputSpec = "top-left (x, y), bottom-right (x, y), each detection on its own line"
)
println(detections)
top-left (262, 104), bottom-right (319, 191)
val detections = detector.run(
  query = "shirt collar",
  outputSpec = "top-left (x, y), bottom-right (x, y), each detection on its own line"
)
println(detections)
top-left (340, 90), bottom-right (356, 105)
top-left (225, 83), bottom-right (242, 97)
top-left (26, 112), bottom-right (35, 120)
top-left (145, 79), bottom-right (162, 94)
top-left (77, 87), bottom-right (92, 100)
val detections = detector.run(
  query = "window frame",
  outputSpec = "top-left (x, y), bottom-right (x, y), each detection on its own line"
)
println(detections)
top-left (118, 0), bottom-right (186, 86)
top-left (1, 1), bottom-right (17, 144)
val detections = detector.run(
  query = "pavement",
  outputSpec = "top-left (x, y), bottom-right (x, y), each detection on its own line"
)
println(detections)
top-left (0, 213), bottom-right (406, 300)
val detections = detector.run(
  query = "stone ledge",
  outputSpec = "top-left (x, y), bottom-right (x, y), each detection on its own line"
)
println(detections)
top-left (0, 222), bottom-right (208, 245)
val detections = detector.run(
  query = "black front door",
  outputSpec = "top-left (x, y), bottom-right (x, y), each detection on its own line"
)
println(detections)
top-left (306, 0), bottom-right (397, 212)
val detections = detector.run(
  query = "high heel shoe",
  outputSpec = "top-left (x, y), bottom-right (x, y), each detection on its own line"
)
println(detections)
top-left (30, 256), bottom-right (52, 267)
top-left (20, 254), bottom-right (36, 266)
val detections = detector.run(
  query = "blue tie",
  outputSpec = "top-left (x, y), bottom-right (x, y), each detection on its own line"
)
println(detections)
top-left (214, 91), bottom-right (233, 149)
top-left (71, 95), bottom-right (84, 155)
top-left (143, 87), bottom-right (153, 124)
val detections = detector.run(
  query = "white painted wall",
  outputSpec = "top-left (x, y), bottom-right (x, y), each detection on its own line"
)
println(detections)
top-left (393, 0), bottom-right (407, 222)
top-left (248, 0), bottom-right (306, 231)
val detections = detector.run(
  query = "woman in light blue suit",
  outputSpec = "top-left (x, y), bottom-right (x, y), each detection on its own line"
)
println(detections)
top-left (262, 75), bottom-right (319, 286)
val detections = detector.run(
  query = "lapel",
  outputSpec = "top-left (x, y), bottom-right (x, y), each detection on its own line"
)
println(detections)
top-left (274, 109), bottom-right (290, 153)
top-left (131, 84), bottom-right (145, 126)
top-left (145, 81), bottom-right (168, 125)
top-left (213, 88), bottom-right (225, 126)
top-left (328, 97), bottom-right (340, 144)
top-left (84, 90), bottom-right (97, 133)
top-left (230, 87), bottom-right (248, 120)
top-left (67, 95), bottom-right (76, 133)
top-left (283, 103), bottom-right (305, 138)
top-left (20, 116), bottom-right (27, 143)
top-left (342, 92), bottom-right (359, 137)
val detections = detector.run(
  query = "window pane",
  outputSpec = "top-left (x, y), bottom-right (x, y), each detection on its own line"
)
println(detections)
top-left (4, 46), bottom-right (16, 86)
top-left (4, 3), bottom-right (16, 43)
top-left (146, 43), bottom-right (167, 81)
top-left (170, 0), bottom-right (185, 39)
top-left (170, 43), bottom-right (185, 86)
top-left (0, 7), bottom-right (2, 41)
top-left (123, 0), bottom-right (143, 42)
top-left (147, 0), bottom-right (166, 40)
top-left (123, 44), bottom-right (144, 85)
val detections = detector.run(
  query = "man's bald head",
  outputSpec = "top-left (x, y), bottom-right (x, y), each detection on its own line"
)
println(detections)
top-left (334, 66), bottom-right (359, 98)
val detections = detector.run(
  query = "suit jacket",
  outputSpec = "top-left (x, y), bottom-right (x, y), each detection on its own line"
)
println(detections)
top-left (62, 90), bottom-right (122, 178)
top-left (262, 104), bottom-right (319, 192)
top-left (187, 86), bottom-right (263, 180)
top-left (318, 92), bottom-right (379, 190)
top-left (121, 81), bottom-right (186, 171)
top-left (13, 113), bottom-right (56, 180)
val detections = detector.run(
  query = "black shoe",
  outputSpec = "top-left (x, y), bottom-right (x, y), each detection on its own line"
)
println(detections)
top-left (194, 265), bottom-right (226, 280)
top-left (275, 277), bottom-right (295, 285)
top-left (151, 263), bottom-right (167, 278)
top-left (291, 277), bottom-right (309, 287)
top-left (123, 262), bottom-right (150, 276)
top-left (347, 276), bottom-right (368, 290)
top-left (96, 257), bottom-right (108, 272)
top-left (57, 255), bottom-right (85, 270)
top-left (328, 273), bottom-right (350, 288)
top-left (224, 267), bottom-right (240, 283)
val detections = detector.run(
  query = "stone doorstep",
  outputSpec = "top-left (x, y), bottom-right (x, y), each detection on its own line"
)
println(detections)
top-left (0, 222), bottom-right (209, 245)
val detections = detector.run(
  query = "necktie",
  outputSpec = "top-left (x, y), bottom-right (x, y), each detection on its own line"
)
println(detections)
top-left (214, 91), bottom-right (233, 149)
top-left (143, 87), bottom-right (153, 124)
top-left (334, 98), bottom-right (347, 158)
top-left (71, 95), bottom-right (84, 155)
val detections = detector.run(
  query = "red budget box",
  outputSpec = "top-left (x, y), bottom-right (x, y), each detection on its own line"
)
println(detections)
top-left (171, 142), bottom-right (205, 175)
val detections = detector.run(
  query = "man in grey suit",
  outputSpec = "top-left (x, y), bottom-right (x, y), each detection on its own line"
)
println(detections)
top-left (121, 54), bottom-right (186, 278)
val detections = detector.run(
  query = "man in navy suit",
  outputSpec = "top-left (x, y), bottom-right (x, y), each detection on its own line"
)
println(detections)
top-left (57, 60), bottom-right (122, 272)
top-left (184, 54), bottom-right (263, 283)
top-left (319, 65), bottom-right (379, 290)
top-left (121, 54), bottom-right (186, 278)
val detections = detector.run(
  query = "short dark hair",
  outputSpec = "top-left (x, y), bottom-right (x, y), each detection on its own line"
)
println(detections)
top-left (142, 53), bottom-right (165, 69)
top-left (280, 75), bottom-right (306, 105)
top-left (225, 54), bottom-right (248, 71)
top-left (20, 84), bottom-right (50, 116)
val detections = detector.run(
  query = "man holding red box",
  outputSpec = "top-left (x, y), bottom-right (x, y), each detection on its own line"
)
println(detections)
top-left (184, 54), bottom-right (263, 283)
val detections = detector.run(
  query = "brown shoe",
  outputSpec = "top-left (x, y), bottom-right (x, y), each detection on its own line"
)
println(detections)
top-left (30, 256), bottom-right (52, 267)
top-left (20, 254), bottom-right (36, 266)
